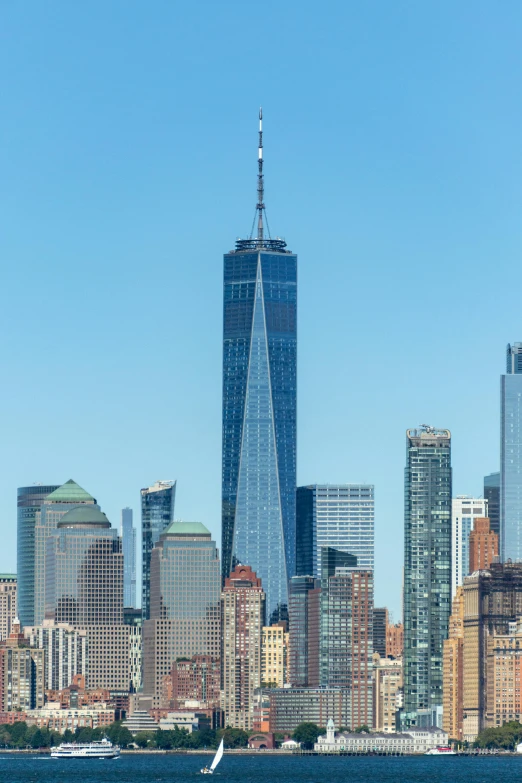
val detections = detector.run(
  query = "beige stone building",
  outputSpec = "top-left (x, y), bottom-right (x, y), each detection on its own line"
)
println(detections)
top-left (0, 576), bottom-right (17, 642)
top-left (0, 619), bottom-right (44, 711)
top-left (372, 653), bottom-right (402, 732)
top-left (222, 565), bottom-right (265, 730)
top-left (485, 619), bottom-right (522, 728)
top-left (442, 586), bottom-right (464, 740)
top-left (261, 624), bottom-right (289, 688)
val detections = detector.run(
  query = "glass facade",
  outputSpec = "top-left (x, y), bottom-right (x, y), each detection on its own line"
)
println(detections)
top-left (222, 249), bottom-right (297, 624)
top-left (296, 484), bottom-right (374, 580)
top-left (288, 575), bottom-right (320, 687)
top-left (121, 507), bottom-right (136, 608)
top-left (501, 344), bottom-right (522, 561)
top-left (141, 480), bottom-right (176, 620)
top-left (484, 472), bottom-right (500, 538)
top-left (404, 427), bottom-right (452, 719)
top-left (17, 484), bottom-right (59, 627)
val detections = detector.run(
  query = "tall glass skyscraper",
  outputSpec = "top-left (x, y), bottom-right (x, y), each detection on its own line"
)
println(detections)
top-left (141, 480), bottom-right (176, 619)
top-left (17, 484), bottom-right (59, 627)
top-left (222, 111), bottom-right (297, 624)
top-left (484, 472), bottom-right (500, 538)
top-left (404, 426), bottom-right (452, 723)
top-left (501, 343), bottom-right (522, 561)
top-left (121, 507), bottom-right (136, 608)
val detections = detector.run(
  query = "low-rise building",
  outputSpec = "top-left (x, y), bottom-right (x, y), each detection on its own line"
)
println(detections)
top-left (266, 687), bottom-right (351, 733)
top-left (26, 704), bottom-right (115, 731)
top-left (122, 710), bottom-right (159, 735)
top-left (158, 711), bottom-right (211, 733)
top-left (315, 720), bottom-right (448, 754)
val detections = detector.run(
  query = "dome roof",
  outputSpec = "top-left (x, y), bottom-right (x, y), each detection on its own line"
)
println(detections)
top-left (57, 505), bottom-right (110, 528)
top-left (163, 520), bottom-right (211, 537)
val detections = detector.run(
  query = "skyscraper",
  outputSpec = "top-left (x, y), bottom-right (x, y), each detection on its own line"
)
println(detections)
top-left (484, 472), bottom-right (500, 538)
top-left (296, 484), bottom-right (374, 580)
top-left (288, 575), bottom-right (321, 687)
top-left (121, 507), bottom-right (136, 608)
top-left (373, 607), bottom-right (388, 658)
top-left (501, 343), bottom-right (522, 561)
top-left (0, 575), bottom-right (17, 642)
top-left (468, 517), bottom-right (498, 573)
top-left (141, 480), bottom-right (176, 620)
top-left (222, 111), bottom-right (297, 624)
top-left (404, 426), bottom-right (452, 723)
top-left (17, 484), bottom-right (59, 627)
top-left (451, 496), bottom-right (488, 598)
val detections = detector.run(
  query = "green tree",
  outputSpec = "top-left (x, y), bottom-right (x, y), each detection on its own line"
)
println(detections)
top-left (31, 729), bottom-right (44, 749)
top-left (292, 722), bottom-right (321, 750)
top-left (218, 727), bottom-right (249, 748)
top-left (475, 721), bottom-right (522, 750)
top-left (62, 729), bottom-right (74, 743)
top-left (116, 727), bottom-right (133, 749)
top-left (9, 722), bottom-right (28, 746)
top-left (134, 731), bottom-right (155, 748)
top-left (354, 725), bottom-right (370, 734)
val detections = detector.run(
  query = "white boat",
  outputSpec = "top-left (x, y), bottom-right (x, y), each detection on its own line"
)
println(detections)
top-left (51, 737), bottom-right (120, 759)
top-left (424, 746), bottom-right (456, 755)
top-left (201, 738), bottom-right (224, 774)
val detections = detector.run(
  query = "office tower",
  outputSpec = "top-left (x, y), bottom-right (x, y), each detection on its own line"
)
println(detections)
top-left (121, 507), bottom-right (136, 608)
top-left (25, 621), bottom-right (87, 692)
top-left (221, 564), bottom-right (265, 730)
top-left (462, 562), bottom-right (522, 741)
top-left (0, 575), bottom-right (17, 642)
top-left (296, 484), bottom-right (374, 580)
top-left (45, 505), bottom-right (123, 626)
top-left (484, 472), bottom-right (500, 538)
top-left (320, 563), bottom-right (374, 728)
top-left (404, 426), bottom-right (452, 723)
top-left (222, 112), bottom-right (297, 625)
top-left (288, 575), bottom-right (321, 687)
top-left (469, 517), bottom-right (498, 573)
top-left (501, 343), bottom-right (522, 561)
top-left (261, 624), bottom-right (289, 688)
top-left (373, 607), bottom-right (388, 657)
top-left (442, 586), bottom-right (464, 741)
top-left (141, 480), bottom-right (176, 620)
top-left (17, 484), bottom-right (60, 627)
top-left (372, 653), bottom-right (403, 732)
top-left (34, 480), bottom-right (97, 624)
top-left (163, 655), bottom-right (221, 711)
top-left (386, 621), bottom-right (404, 658)
top-left (142, 521), bottom-right (220, 707)
top-left (0, 619), bottom-right (44, 711)
top-left (451, 496), bottom-right (488, 598)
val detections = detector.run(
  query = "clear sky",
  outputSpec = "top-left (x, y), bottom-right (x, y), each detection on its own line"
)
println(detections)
top-left (1, 1), bottom-right (521, 618)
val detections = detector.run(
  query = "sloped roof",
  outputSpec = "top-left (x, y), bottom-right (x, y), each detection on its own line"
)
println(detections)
top-left (164, 520), bottom-right (210, 536)
top-left (46, 479), bottom-right (95, 504)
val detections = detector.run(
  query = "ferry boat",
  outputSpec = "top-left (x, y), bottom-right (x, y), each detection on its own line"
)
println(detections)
top-left (424, 746), bottom-right (456, 755)
top-left (51, 737), bottom-right (120, 759)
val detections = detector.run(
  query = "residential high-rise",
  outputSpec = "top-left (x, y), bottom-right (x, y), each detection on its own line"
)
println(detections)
top-left (1, 618), bottom-right (45, 711)
top-left (288, 575), bottom-right (320, 687)
top-left (451, 496), bottom-right (488, 598)
top-left (462, 562), bottom-right (522, 741)
top-left (121, 508), bottom-right (136, 608)
top-left (221, 564), bottom-right (265, 730)
top-left (372, 653), bottom-right (403, 733)
top-left (486, 620), bottom-right (522, 728)
top-left (442, 586), bottom-right (464, 741)
top-left (162, 655), bottom-right (221, 711)
top-left (142, 521), bottom-right (221, 707)
top-left (501, 343), bottom-right (522, 561)
top-left (469, 517), bottom-right (498, 573)
top-left (141, 480), bottom-right (176, 620)
top-left (34, 480), bottom-right (97, 625)
top-left (296, 484), bottom-right (374, 580)
top-left (0, 575), bottom-right (17, 642)
top-left (373, 607), bottom-right (388, 658)
top-left (386, 621), bottom-right (404, 658)
top-left (45, 505), bottom-right (123, 626)
top-left (484, 472), bottom-right (500, 538)
top-left (221, 111), bottom-right (297, 624)
top-left (404, 426), bottom-right (452, 723)
top-left (25, 621), bottom-right (87, 692)
top-left (17, 484), bottom-right (60, 627)
top-left (261, 624), bottom-right (289, 688)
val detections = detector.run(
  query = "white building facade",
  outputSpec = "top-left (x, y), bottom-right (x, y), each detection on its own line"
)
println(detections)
top-left (315, 719), bottom-right (447, 753)
top-left (451, 496), bottom-right (488, 598)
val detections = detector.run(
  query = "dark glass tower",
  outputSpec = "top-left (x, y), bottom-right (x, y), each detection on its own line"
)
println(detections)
top-left (484, 472), bottom-right (500, 539)
top-left (141, 480), bottom-right (176, 620)
top-left (501, 343), bottom-right (522, 561)
top-left (403, 426), bottom-right (452, 723)
top-left (222, 110), bottom-right (297, 624)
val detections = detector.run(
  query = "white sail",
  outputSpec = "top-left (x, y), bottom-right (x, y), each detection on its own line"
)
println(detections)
top-left (210, 739), bottom-right (224, 772)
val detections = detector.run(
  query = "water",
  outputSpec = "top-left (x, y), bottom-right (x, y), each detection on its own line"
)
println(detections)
top-left (0, 753), bottom-right (520, 783)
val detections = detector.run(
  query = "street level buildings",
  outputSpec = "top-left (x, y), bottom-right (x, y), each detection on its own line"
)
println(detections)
top-left (404, 426), bottom-right (452, 723)
top-left (141, 480), bottom-right (176, 620)
top-left (221, 564), bottom-right (265, 730)
top-left (0, 575), bottom-right (17, 642)
top-left (296, 484), bottom-right (374, 580)
top-left (451, 496), bottom-right (488, 599)
top-left (315, 721), bottom-right (448, 754)
top-left (501, 343), bottom-right (522, 561)
top-left (17, 484), bottom-right (59, 627)
top-left (221, 113), bottom-right (297, 624)
top-left (121, 507), bottom-right (136, 608)
top-left (143, 521), bottom-right (220, 708)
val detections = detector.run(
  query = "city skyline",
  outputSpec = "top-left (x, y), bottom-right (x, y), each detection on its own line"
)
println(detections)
top-left (2, 3), bottom-right (522, 621)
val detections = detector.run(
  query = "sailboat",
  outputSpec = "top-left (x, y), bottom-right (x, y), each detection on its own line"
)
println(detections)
top-left (201, 738), bottom-right (224, 775)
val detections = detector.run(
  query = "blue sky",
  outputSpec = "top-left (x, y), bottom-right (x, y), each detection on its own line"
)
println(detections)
top-left (1, 1), bottom-right (521, 617)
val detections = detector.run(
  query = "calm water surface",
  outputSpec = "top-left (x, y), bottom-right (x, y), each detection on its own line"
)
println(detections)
top-left (0, 753), bottom-right (519, 783)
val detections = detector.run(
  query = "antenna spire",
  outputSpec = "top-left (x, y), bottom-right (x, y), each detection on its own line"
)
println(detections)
top-left (257, 107), bottom-right (264, 242)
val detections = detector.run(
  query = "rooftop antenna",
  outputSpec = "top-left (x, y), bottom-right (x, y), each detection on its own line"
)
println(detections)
top-left (257, 107), bottom-right (264, 242)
